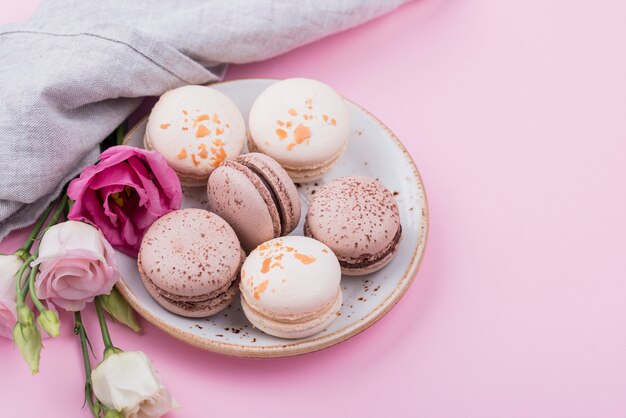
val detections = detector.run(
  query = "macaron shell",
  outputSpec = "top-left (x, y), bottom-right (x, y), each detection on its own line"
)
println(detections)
top-left (145, 85), bottom-right (245, 178)
top-left (240, 236), bottom-right (341, 316)
top-left (207, 164), bottom-right (278, 252)
top-left (235, 152), bottom-right (301, 233)
top-left (140, 261), bottom-right (238, 318)
top-left (144, 132), bottom-right (208, 187)
top-left (248, 78), bottom-right (350, 168)
top-left (339, 240), bottom-right (399, 275)
top-left (138, 208), bottom-right (242, 297)
top-left (241, 290), bottom-right (342, 339)
top-left (304, 176), bottom-right (401, 261)
top-left (247, 137), bottom-right (346, 183)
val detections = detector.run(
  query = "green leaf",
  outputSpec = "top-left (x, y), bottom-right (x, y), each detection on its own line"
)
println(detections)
top-left (100, 287), bottom-right (141, 333)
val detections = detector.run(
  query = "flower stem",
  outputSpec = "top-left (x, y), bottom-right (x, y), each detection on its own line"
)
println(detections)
top-left (28, 264), bottom-right (47, 314)
top-left (94, 297), bottom-right (115, 352)
top-left (116, 122), bottom-right (126, 146)
top-left (16, 205), bottom-right (53, 259)
top-left (74, 311), bottom-right (101, 418)
top-left (15, 255), bottom-right (34, 305)
top-left (45, 194), bottom-right (69, 233)
top-left (20, 195), bottom-right (70, 313)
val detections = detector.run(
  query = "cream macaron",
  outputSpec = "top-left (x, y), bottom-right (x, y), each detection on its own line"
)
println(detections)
top-left (248, 78), bottom-right (350, 183)
top-left (240, 236), bottom-right (342, 339)
top-left (145, 85), bottom-right (246, 186)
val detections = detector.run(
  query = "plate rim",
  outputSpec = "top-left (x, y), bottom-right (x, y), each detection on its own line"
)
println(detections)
top-left (116, 78), bottom-right (429, 358)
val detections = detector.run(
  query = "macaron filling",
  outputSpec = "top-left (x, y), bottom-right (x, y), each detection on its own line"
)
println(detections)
top-left (223, 159), bottom-right (282, 236)
top-left (241, 288), bottom-right (341, 324)
top-left (139, 260), bottom-right (240, 312)
top-left (304, 222), bottom-right (402, 270)
top-left (241, 290), bottom-right (342, 336)
top-left (157, 279), bottom-right (239, 311)
top-left (236, 156), bottom-right (296, 234)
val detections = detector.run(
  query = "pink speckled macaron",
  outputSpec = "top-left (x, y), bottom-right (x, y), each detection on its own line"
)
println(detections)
top-left (138, 208), bottom-right (244, 317)
top-left (304, 176), bottom-right (402, 276)
top-left (207, 153), bottom-right (301, 253)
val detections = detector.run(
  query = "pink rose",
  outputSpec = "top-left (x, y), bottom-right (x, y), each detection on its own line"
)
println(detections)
top-left (0, 254), bottom-right (26, 339)
top-left (67, 145), bottom-right (182, 257)
top-left (33, 221), bottom-right (119, 311)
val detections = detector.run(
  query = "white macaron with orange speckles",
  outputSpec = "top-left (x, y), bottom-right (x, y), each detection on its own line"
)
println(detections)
top-left (240, 236), bottom-right (342, 339)
top-left (145, 85), bottom-right (246, 186)
top-left (248, 78), bottom-right (350, 183)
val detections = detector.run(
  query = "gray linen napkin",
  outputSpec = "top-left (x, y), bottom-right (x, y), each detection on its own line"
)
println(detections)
top-left (0, 0), bottom-right (408, 241)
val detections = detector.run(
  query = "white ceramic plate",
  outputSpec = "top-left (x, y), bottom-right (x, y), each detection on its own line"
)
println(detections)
top-left (116, 79), bottom-right (428, 358)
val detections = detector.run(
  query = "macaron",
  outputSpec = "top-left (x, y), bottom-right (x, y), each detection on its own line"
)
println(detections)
top-left (207, 152), bottom-right (301, 253)
top-left (145, 85), bottom-right (246, 186)
top-left (304, 176), bottom-right (402, 276)
top-left (240, 236), bottom-right (342, 339)
top-left (248, 78), bottom-right (350, 183)
top-left (138, 208), bottom-right (244, 317)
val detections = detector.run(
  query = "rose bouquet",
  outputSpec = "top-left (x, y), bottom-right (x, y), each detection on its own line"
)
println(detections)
top-left (3, 125), bottom-right (181, 417)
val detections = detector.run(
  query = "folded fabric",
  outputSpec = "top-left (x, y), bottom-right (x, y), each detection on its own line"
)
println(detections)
top-left (0, 0), bottom-right (409, 241)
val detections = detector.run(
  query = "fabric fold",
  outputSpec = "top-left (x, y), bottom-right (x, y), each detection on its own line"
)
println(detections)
top-left (0, 0), bottom-right (409, 240)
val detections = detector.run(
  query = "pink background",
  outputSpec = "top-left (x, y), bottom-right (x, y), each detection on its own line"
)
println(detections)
top-left (2, 1), bottom-right (626, 416)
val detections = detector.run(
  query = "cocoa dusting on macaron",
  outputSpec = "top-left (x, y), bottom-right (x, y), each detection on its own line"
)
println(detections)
top-left (304, 176), bottom-right (402, 276)
top-left (137, 208), bottom-right (244, 317)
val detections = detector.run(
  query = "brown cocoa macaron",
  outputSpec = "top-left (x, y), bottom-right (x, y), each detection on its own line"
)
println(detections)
top-left (138, 208), bottom-right (244, 317)
top-left (304, 176), bottom-right (402, 276)
top-left (207, 152), bottom-right (301, 253)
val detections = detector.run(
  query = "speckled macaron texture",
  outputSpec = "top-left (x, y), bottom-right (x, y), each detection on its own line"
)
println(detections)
top-left (240, 236), bottom-right (342, 339)
top-left (207, 153), bottom-right (301, 253)
top-left (304, 176), bottom-right (402, 275)
top-left (248, 78), bottom-right (350, 182)
top-left (138, 208), bottom-right (244, 317)
top-left (145, 85), bottom-right (246, 186)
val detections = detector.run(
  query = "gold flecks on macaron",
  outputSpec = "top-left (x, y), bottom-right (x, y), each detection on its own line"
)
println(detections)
top-left (276, 129), bottom-right (287, 140)
top-left (253, 280), bottom-right (269, 300)
top-left (197, 143), bottom-right (209, 159)
top-left (195, 125), bottom-right (210, 138)
top-left (160, 123), bottom-right (170, 129)
top-left (287, 124), bottom-right (311, 151)
top-left (191, 154), bottom-right (200, 166)
top-left (294, 253), bottom-right (316, 264)
top-left (195, 114), bottom-right (210, 125)
top-left (177, 148), bottom-right (187, 159)
top-left (261, 258), bottom-right (272, 273)
top-left (209, 139), bottom-right (227, 168)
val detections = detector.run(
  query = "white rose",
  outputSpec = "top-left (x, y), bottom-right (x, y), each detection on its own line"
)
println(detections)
top-left (92, 351), bottom-right (177, 418)
top-left (0, 254), bottom-right (27, 339)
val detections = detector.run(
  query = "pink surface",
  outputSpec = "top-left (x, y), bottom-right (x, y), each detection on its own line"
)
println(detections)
top-left (2, 1), bottom-right (626, 417)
